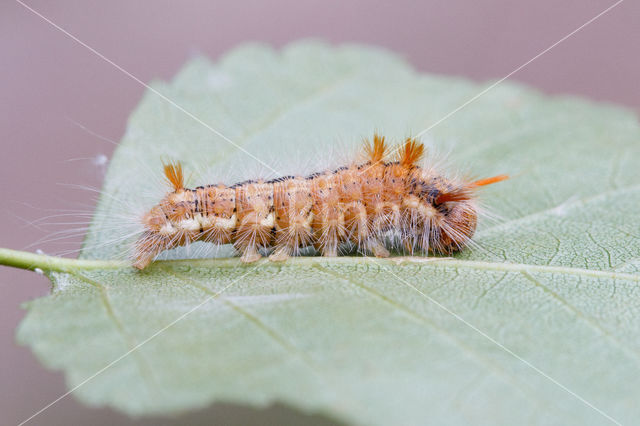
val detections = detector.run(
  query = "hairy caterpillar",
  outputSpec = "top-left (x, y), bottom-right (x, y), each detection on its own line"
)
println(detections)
top-left (133, 135), bottom-right (507, 269)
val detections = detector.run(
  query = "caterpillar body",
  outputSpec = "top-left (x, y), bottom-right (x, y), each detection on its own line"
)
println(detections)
top-left (133, 135), bottom-right (507, 269)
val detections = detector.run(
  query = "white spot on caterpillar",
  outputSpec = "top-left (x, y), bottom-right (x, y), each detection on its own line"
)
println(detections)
top-left (260, 213), bottom-right (275, 228)
top-left (159, 224), bottom-right (176, 235)
top-left (215, 214), bottom-right (237, 230)
top-left (195, 213), bottom-right (214, 228)
top-left (178, 218), bottom-right (200, 232)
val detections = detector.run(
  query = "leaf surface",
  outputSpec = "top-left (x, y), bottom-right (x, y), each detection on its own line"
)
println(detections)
top-left (18, 41), bottom-right (640, 425)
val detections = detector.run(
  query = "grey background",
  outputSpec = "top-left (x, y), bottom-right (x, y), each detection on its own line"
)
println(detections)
top-left (1, 1), bottom-right (638, 425)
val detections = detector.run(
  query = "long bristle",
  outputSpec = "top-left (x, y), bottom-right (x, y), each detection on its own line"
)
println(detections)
top-left (163, 162), bottom-right (184, 191)
top-left (399, 138), bottom-right (425, 166)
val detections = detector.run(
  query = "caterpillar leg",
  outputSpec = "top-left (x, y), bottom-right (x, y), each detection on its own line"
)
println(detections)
top-left (239, 245), bottom-right (262, 263)
top-left (132, 232), bottom-right (170, 270)
top-left (343, 201), bottom-right (369, 241)
top-left (269, 245), bottom-right (292, 262)
top-left (133, 252), bottom-right (157, 270)
top-left (402, 239), bottom-right (415, 255)
top-left (315, 221), bottom-right (344, 257)
top-left (363, 238), bottom-right (390, 258)
top-left (321, 241), bottom-right (339, 257)
top-left (312, 214), bottom-right (345, 257)
top-left (234, 217), bottom-right (269, 263)
top-left (234, 182), bottom-right (274, 264)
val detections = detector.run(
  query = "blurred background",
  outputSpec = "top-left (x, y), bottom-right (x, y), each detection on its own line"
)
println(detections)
top-left (1, 1), bottom-right (638, 425)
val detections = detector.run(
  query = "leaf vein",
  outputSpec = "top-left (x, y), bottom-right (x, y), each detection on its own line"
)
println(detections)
top-left (71, 272), bottom-right (160, 393)
top-left (520, 271), bottom-right (640, 363)
top-left (313, 263), bottom-right (553, 411)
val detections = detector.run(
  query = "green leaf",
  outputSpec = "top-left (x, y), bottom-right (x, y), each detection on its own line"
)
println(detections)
top-left (17, 41), bottom-right (640, 425)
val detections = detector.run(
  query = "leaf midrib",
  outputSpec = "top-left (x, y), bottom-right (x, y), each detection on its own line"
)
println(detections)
top-left (2, 248), bottom-right (638, 282)
top-left (151, 257), bottom-right (640, 282)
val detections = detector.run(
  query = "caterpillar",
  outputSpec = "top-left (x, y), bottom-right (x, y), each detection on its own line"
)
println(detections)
top-left (132, 135), bottom-right (507, 269)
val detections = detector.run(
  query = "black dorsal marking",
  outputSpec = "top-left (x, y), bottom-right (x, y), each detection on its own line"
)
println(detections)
top-left (266, 175), bottom-right (296, 184)
top-left (229, 179), bottom-right (257, 189)
top-left (305, 171), bottom-right (324, 180)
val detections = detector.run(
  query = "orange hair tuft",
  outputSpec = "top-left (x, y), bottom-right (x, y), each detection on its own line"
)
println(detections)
top-left (163, 162), bottom-right (184, 191)
top-left (436, 175), bottom-right (508, 205)
top-left (399, 138), bottom-right (425, 167)
top-left (468, 174), bottom-right (509, 188)
top-left (435, 189), bottom-right (471, 205)
top-left (364, 134), bottom-right (388, 164)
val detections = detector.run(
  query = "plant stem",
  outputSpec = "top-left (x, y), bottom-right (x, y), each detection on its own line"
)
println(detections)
top-left (0, 248), bottom-right (128, 273)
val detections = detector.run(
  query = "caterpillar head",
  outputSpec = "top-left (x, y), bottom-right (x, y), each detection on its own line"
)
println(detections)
top-left (132, 163), bottom-right (189, 269)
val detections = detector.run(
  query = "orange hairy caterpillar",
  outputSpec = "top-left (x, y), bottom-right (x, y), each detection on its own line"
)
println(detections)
top-left (133, 135), bottom-right (508, 269)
